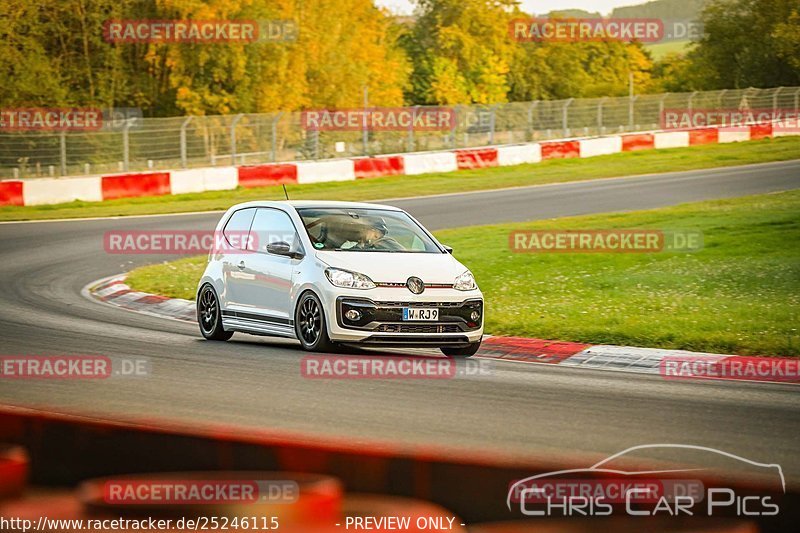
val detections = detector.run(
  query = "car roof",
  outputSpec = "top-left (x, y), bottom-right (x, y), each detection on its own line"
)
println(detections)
top-left (228, 200), bottom-right (402, 212)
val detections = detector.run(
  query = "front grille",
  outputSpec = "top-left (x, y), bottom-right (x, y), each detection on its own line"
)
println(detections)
top-left (376, 323), bottom-right (462, 333)
top-left (376, 301), bottom-right (464, 308)
top-left (375, 282), bottom-right (454, 289)
top-left (337, 297), bottom-right (483, 332)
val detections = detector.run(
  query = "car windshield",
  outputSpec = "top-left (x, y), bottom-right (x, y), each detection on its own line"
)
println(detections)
top-left (296, 207), bottom-right (442, 253)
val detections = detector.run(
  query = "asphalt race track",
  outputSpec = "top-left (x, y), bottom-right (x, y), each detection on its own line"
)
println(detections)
top-left (1, 160), bottom-right (799, 483)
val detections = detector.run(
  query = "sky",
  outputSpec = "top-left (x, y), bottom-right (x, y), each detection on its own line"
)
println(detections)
top-left (377, 0), bottom-right (653, 16)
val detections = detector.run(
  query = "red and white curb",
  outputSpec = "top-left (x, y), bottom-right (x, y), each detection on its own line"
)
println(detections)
top-left (84, 275), bottom-right (796, 385)
top-left (478, 337), bottom-right (798, 385)
top-left (3, 121), bottom-right (796, 207)
top-left (482, 338), bottom-right (729, 374)
top-left (83, 275), bottom-right (195, 322)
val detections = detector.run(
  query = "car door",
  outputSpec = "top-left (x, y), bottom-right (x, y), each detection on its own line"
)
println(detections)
top-left (239, 207), bottom-right (302, 324)
top-left (220, 207), bottom-right (257, 311)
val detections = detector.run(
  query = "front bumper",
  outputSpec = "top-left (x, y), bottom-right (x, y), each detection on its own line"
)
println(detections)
top-left (322, 291), bottom-right (484, 346)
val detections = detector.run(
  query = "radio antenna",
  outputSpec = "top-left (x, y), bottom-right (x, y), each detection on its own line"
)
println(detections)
top-left (282, 184), bottom-right (289, 200)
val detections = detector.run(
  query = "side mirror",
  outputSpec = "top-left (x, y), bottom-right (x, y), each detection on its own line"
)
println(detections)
top-left (267, 241), bottom-right (303, 259)
top-left (443, 245), bottom-right (454, 254)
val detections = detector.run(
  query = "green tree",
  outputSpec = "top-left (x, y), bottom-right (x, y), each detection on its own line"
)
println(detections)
top-left (0, 0), bottom-right (165, 111)
top-left (686, 0), bottom-right (800, 89)
top-left (404, 0), bottom-right (517, 105)
top-left (508, 32), bottom-right (656, 100)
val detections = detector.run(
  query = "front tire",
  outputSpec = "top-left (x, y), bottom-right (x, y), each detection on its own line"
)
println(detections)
top-left (198, 284), bottom-right (233, 341)
top-left (441, 341), bottom-right (481, 358)
top-left (295, 292), bottom-right (336, 352)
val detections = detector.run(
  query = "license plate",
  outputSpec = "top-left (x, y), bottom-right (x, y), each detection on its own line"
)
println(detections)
top-left (403, 308), bottom-right (439, 321)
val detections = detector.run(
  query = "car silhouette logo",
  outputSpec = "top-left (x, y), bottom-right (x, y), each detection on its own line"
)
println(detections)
top-left (506, 443), bottom-right (786, 512)
top-left (406, 277), bottom-right (425, 294)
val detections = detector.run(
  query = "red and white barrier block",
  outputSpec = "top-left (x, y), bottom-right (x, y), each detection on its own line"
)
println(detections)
top-left (353, 156), bottom-right (404, 179)
top-left (622, 133), bottom-right (655, 151)
top-left (2, 121), bottom-right (797, 207)
top-left (496, 143), bottom-right (541, 166)
top-left (580, 136), bottom-right (623, 157)
top-left (455, 148), bottom-right (498, 169)
top-left (402, 151), bottom-right (458, 175)
top-left (170, 167), bottom-right (238, 194)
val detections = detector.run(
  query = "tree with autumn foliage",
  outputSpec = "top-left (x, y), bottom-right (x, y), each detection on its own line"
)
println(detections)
top-left (152, 0), bottom-right (409, 115)
top-left (403, 1), bottom-right (656, 105)
top-left (0, 0), bottom-right (409, 116)
top-left (403, 0), bottom-right (518, 105)
top-left (1, 0), bottom-right (797, 115)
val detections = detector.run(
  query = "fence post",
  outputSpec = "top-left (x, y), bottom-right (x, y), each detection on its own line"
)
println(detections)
top-left (717, 89), bottom-right (727, 108)
top-left (407, 106), bottom-right (417, 152)
top-left (562, 98), bottom-right (573, 137)
top-left (772, 87), bottom-right (784, 116)
top-left (180, 116), bottom-right (193, 169)
top-left (451, 106), bottom-right (459, 149)
top-left (59, 131), bottom-right (67, 176)
top-left (362, 86), bottom-right (369, 156)
top-left (271, 113), bottom-right (282, 162)
top-left (688, 91), bottom-right (698, 113)
top-left (122, 121), bottom-right (131, 172)
top-left (527, 101), bottom-right (538, 140)
top-left (489, 106), bottom-right (496, 144)
top-left (597, 97), bottom-right (607, 134)
top-left (230, 114), bottom-right (243, 166)
top-left (794, 88), bottom-right (800, 114)
top-left (658, 93), bottom-right (670, 128)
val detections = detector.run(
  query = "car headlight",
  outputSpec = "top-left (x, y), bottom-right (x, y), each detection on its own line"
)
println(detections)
top-left (325, 268), bottom-right (376, 289)
top-left (454, 270), bottom-right (477, 291)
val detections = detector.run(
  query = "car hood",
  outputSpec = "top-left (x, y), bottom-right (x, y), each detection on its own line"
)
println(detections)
top-left (314, 251), bottom-right (467, 284)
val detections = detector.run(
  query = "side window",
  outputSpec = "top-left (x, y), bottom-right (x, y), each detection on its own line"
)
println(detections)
top-left (248, 208), bottom-right (300, 254)
top-left (223, 208), bottom-right (256, 251)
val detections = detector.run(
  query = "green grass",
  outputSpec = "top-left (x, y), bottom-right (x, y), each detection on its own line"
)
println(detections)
top-left (645, 39), bottom-right (692, 60)
top-left (3, 136), bottom-right (800, 222)
top-left (127, 190), bottom-right (800, 356)
top-left (126, 255), bottom-right (208, 303)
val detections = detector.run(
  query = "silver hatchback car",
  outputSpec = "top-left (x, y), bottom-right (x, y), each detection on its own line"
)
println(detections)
top-left (197, 200), bottom-right (484, 356)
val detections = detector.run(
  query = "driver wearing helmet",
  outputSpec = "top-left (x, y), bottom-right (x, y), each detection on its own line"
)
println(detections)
top-left (360, 217), bottom-right (404, 251)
